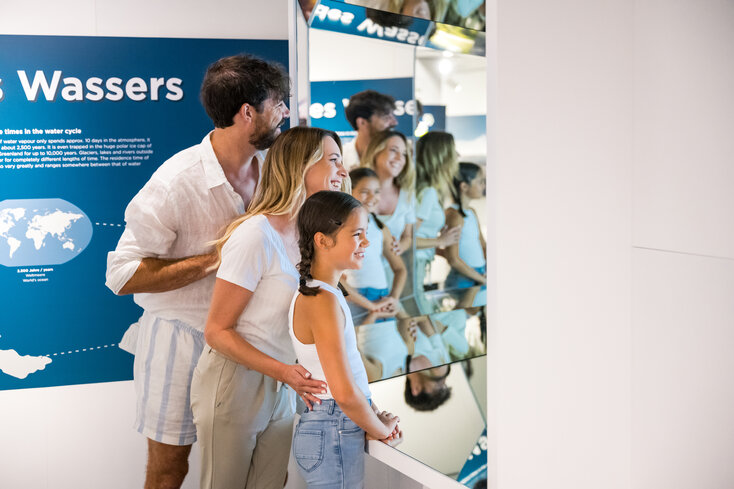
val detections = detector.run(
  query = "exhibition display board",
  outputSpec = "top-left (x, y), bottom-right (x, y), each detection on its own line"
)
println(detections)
top-left (0, 34), bottom-right (288, 390)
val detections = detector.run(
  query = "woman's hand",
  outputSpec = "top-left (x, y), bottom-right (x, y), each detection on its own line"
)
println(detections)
top-left (280, 364), bottom-right (327, 410)
top-left (375, 296), bottom-right (399, 314)
top-left (437, 225), bottom-right (461, 248)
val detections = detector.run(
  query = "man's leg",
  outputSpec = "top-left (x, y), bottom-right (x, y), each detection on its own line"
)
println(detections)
top-left (145, 439), bottom-right (192, 489)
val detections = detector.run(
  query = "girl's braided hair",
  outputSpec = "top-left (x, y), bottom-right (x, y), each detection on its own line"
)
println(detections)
top-left (296, 191), bottom-right (363, 296)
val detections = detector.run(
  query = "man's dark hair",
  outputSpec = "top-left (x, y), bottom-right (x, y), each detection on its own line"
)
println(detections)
top-left (344, 90), bottom-right (396, 130)
top-left (404, 375), bottom-right (452, 411)
top-left (200, 54), bottom-right (290, 128)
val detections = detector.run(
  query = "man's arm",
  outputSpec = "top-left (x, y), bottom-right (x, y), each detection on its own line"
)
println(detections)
top-left (117, 251), bottom-right (220, 295)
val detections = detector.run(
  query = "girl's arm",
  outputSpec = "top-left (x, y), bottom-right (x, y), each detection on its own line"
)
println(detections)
top-left (382, 226), bottom-right (407, 299)
top-left (204, 278), bottom-right (327, 407)
top-left (443, 208), bottom-right (486, 284)
top-left (297, 291), bottom-right (398, 440)
top-left (341, 281), bottom-right (391, 313)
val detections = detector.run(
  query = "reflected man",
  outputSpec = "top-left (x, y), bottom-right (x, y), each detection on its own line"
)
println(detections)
top-left (343, 89), bottom-right (398, 169)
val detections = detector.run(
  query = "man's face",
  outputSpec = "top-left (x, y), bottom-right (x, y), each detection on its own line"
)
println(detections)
top-left (367, 109), bottom-right (398, 134)
top-left (250, 96), bottom-right (290, 150)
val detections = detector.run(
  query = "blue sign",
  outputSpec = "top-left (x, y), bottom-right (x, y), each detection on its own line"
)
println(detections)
top-left (0, 35), bottom-right (288, 390)
top-left (310, 0), bottom-right (431, 47)
top-left (457, 428), bottom-right (488, 487)
top-left (310, 77), bottom-right (415, 140)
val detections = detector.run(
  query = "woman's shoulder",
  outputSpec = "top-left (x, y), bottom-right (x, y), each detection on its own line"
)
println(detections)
top-left (223, 215), bottom-right (272, 249)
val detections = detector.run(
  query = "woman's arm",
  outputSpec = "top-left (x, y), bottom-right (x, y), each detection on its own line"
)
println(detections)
top-left (443, 208), bottom-right (486, 284)
top-left (396, 224), bottom-right (413, 256)
top-left (415, 218), bottom-right (461, 250)
top-left (204, 278), bottom-right (327, 406)
top-left (297, 292), bottom-right (398, 440)
top-left (382, 226), bottom-right (407, 299)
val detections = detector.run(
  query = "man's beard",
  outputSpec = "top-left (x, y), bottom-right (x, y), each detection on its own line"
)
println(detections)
top-left (250, 116), bottom-right (285, 150)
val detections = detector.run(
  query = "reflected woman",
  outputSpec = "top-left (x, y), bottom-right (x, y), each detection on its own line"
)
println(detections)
top-left (414, 131), bottom-right (461, 314)
top-left (190, 127), bottom-right (348, 489)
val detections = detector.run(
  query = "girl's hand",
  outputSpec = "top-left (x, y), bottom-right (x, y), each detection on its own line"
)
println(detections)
top-left (280, 364), bottom-right (327, 410)
top-left (366, 410), bottom-right (400, 440)
top-left (375, 296), bottom-right (399, 314)
top-left (437, 225), bottom-right (461, 248)
top-left (381, 425), bottom-right (404, 447)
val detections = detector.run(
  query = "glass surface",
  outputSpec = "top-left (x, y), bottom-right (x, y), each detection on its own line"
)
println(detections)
top-left (369, 355), bottom-right (488, 486)
top-left (341, 0), bottom-right (486, 31)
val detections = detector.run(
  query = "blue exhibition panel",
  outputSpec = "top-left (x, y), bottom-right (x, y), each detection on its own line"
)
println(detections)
top-left (0, 35), bottom-right (288, 390)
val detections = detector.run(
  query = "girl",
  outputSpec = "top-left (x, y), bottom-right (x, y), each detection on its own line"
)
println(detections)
top-left (190, 127), bottom-right (348, 489)
top-left (444, 162), bottom-right (487, 289)
top-left (290, 191), bottom-right (402, 488)
top-left (360, 130), bottom-right (415, 258)
top-left (344, 167), bottom-right (407, 322)
top-left (414, 131), bottom-right (461, 314)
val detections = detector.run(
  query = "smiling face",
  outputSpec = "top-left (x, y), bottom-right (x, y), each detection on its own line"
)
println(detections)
top-left (374, 135), bottom-right (407, 180)
top-left (304, 136), bottom-right (348, 196)
top-left (325, 206), bottom-right (369, 271)
top-left (463, 166), bottom-right (486, 200)
top-left (351, 176), bottom-right (381, 214)
top-left (249, 96), bottom-right (290, 150)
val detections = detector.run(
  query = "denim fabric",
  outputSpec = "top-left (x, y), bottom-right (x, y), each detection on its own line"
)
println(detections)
top-left (292, 399), bottom-right (366, 489)
top-left (444, 265), bottom-right (487, 290)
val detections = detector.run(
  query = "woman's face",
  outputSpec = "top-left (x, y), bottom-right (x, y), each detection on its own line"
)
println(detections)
top-left (374, 136), bottom-right (407, 181)
top-left (351, 176), bottom-right (381, 214)
top-left (304, 136), bottom-right (348, 196)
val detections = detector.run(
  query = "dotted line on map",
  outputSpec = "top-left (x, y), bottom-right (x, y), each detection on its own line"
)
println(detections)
top-left (94, 222), bottom-right (124, 228)
top-left (44, 344), bottom-right (117, 357)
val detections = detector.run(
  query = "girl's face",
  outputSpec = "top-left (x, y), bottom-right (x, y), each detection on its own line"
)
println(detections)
top-left (351, 177), bottom-right (381, 214)
top-left (327, 207), bottom-right (369, 270)
top-left (304, 136), bottom-right (348, 195)
top-left (464, 167), bottom-right (486, 200)
top-left (375, 136), bottom-right (407, 180)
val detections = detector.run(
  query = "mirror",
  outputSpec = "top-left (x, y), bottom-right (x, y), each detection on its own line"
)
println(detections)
top-left (306, 3), bottom-right (487, 486)
top-left (369, 355), bottom-right (488, 486)
top-left (338, 0), bottom-right (486, 31)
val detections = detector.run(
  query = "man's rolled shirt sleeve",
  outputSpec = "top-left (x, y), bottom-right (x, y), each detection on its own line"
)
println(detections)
top-left (105, 178), bottom-right (179, 295)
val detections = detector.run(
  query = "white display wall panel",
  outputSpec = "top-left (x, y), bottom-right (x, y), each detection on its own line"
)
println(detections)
top-left (633, 0), bottom-right (734, 260)
top-left (632, 248), bottom-right (734, 489)
top-left (494, 0), bottom-right (633, 488)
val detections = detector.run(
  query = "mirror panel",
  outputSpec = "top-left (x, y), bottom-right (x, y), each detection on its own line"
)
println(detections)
top-left (369, 355), bottom-right (488, 486)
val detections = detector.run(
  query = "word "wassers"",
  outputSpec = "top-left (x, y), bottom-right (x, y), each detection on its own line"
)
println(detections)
top-left (0, 71), bottom-right (183, 102)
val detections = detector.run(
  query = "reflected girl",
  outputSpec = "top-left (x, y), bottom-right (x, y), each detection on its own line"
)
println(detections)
top-left (414, 131), bottom-right (460, 314)
top-left (444, 162), bottom-right (487, 289)
top-left (344, 168), bottom-right (408, 322)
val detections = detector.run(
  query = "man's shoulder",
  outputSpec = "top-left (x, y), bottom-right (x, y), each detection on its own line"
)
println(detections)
top-left (152, 144), bottom-right (205, 183)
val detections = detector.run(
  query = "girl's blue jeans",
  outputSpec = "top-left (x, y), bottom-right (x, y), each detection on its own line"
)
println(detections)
top-left (292, 399), bottom-right (367, 488)
top-left (445, 265), bottom-right (487, 290)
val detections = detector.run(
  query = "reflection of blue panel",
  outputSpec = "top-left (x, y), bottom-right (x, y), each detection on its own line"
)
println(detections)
top-left (310, 77), bottom-right (415, 139)
top-left (311, 0), bottom-right (431, 46)
top-left (0, 35), bottom-right (288, 391)
top-left (458, 427), bottom-right (487, 487)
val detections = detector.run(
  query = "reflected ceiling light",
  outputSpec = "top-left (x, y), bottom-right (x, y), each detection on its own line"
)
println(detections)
top-left (454, 83), bottom-right (463, 92)
top-left (438, 58), bottom-right (453, 75)
top-left (442, 50), bottom-right (454, 58)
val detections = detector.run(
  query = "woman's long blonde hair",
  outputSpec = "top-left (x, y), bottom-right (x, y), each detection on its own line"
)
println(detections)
top-left (360, 130), bottom-right (415, 193)
top-left (415, 131), bottom-right (458, 203)
top-left (213, 126), bottom-right (342, 257)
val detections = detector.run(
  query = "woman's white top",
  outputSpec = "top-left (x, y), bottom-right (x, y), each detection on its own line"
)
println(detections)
top-left (450, 204), bottom-right (486, 268)
top-left (216, 214), bottom-right (299, 364)
top-left (289, 279), bottom-right (371, 400)
top-left (415, 187), bottom-right (445, 261)
top-left (356, 319), bottom-right (409, 378)
top-left (345, 214), bottom-right (388, 290)
top-left (378, 188), bottom-right (416, 241)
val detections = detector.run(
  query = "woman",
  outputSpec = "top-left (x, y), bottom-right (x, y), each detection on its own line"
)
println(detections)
top-left (190, 127), bottom-right (348, 489)
top-left (414, 131), bottom-right (461, 314)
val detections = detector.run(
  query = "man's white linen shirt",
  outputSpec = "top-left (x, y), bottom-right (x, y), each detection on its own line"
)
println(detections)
top-left (341, 137), bottom-right (360, 170)
top-left (105, 133), bottom-right (264, 331)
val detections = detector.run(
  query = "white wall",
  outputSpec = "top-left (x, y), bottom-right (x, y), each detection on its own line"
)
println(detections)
top-left (0, 2), bottom-right (288, 489)
top-left (494, 1), bottom-right (734, 489)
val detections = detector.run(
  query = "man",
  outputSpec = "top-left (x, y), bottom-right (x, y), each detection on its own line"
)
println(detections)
top-left (342, 89), bottom-right (398, 169)
top-left (105, 54), bottom-right (290, 489)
